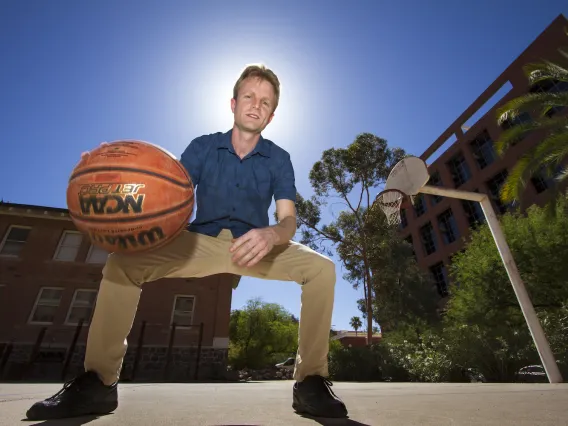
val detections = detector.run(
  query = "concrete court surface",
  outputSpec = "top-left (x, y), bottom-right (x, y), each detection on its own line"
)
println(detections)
top-left (1, 381), bottom-right (568, 426)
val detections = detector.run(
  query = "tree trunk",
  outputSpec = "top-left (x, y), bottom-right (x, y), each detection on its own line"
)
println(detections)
top-left (366, 282), bottom-right (373, 344)
top-left (360, 249), bottom-right (374, 345)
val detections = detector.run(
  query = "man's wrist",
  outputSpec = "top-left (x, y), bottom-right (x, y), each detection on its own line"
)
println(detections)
top-left (267, 226), bottom-right (282, 245)
top-left (267, 216), bottom-right (296, 245)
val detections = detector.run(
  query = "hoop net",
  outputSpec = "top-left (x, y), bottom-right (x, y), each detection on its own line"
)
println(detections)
top-left (375, 189), bottom-right (405, 226)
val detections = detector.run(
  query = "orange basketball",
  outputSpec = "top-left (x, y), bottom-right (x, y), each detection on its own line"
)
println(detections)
top-left (66, 140), bottom-right (194, 254)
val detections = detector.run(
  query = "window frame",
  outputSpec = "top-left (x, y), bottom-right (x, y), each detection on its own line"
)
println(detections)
top-left (419, 222), bottom-right (438, 256)
top-left (170, 295), bottom-right (196, 329)
top-left (64, 289), bottom-right (98, 326)
top-left (437, 208), bottom-right (460, 245)
top-left (0, 225), bottom-right (32, 258)
top-left (429, 262), bottom-right (449, 297)
top-left (28, 287), bottom-right (65, 325)
top-left (447, 152), bottom-right (472, 188)
top-left (52, 230), bottom-right (83, 262)
top-left (85, 244), bottom-right (109, 264)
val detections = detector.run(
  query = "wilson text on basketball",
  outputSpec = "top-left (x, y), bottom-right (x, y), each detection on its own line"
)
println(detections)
top-left (90, 226), bottom-right (165, 249)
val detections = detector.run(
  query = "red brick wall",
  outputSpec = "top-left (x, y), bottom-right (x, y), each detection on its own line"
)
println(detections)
top-left (400, 15), bottom-right (568, 293)
top-left (0, 210), bottom-right (234, 349)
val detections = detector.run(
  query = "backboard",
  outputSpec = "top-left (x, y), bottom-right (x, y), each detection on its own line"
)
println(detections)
top-left (385, 156), bottom-right (430, 196)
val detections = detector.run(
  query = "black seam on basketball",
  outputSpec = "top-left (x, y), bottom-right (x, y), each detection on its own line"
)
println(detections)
top-left (69, 166), bottom-right (192, 189)
top-left (69, 194), bottom-right (194, 223)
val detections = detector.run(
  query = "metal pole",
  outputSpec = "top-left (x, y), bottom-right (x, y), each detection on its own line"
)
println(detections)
top-left (131, 321), bottom-right (146, 382)
top-left (194, 323), bottom-right (204, 381)
top-left (164, 323), bottom-right (177, 382)
top-left (61, 318), bottom-right (84, 381)
top-left (478, 197), bottom-right (562, 383)
top-left (417, 185), bottom-right (562, 383)
top-left (419, 185), bottom-right (485, 202)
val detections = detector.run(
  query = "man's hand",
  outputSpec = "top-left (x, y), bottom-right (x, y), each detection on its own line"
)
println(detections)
top-left (230, 228), bottom-right (278, 268)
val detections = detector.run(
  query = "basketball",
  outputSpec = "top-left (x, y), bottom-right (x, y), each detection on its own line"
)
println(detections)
top-left (66, 140), bottom-right (194, 254)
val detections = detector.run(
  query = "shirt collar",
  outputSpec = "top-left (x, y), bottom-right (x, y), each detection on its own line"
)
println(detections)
top-left (218, 129), bottom-right (271, 157)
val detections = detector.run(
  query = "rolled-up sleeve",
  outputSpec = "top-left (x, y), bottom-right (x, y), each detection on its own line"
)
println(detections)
top-left (273, 153), bottom-right (297, 202)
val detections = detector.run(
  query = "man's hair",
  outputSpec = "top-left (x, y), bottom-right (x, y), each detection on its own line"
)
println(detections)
top-left (232, 64), bottom-right (280, 111)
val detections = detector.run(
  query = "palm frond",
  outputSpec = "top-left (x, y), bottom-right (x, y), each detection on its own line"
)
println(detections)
top-left (500, 131), bottom-right (568, 202)
top-left (536, 115), bottom-right (568, 134)
top-left (559, 45), bottom-right (568, 61)
top-left (500, 155), bottom-right (533, 202)
top-left (495, 122), bottom-right (536, 155)
top-left (555, 166), bottom-right (568, 183)
top-left (496, 92), bottom-right (568, 124)
top-left (496, 115), bottom-right (568, 155)
top-left (524, 61), bottom-right (568, 85)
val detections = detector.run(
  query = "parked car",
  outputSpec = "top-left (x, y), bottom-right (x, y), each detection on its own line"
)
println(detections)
top-left (465, 368), bottom-right (487, 383)
top-left (275, 357), bottom-right (295, 371)
top-left (515, 365), bottom-right (548, 383)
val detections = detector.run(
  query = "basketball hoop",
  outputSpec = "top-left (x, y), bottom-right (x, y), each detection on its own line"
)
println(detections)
top-left (374, 189), bottom-right (405, 226)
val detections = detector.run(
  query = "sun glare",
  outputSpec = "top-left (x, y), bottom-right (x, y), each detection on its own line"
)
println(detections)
top-left (177, 39), bottom-right (320, 151)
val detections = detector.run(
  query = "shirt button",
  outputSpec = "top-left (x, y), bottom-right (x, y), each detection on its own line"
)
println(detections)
top-left (236, 183), bottom-right (239, 187)
top-left (232, 208), bottom-right (236, 212)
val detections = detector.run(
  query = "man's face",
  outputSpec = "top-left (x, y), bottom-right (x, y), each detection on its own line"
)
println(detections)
top-left (231, 77), bottom-right (276, 134)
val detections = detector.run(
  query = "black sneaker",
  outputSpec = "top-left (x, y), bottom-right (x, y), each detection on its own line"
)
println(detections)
top-left (292, 375), bottom-right (348, 418)
top-left (26, 371), bottom-right (118, 420)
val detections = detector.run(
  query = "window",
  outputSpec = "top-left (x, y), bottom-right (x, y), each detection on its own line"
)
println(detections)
top-left (500, 111), bottom-right (532, 130)
top-left (404, 235), bottom-right (416, 259)
top-left (53, 231), bottom-right (83, 261)
top-left (0, 226), bottom-right (31, 257)
top-left (171, 295), bottom-right (195, 327)
top-left (29, 287), bottom-right (64, 324)
top-left (427, 171), bottom-right (443, 205)
top-left (437, 208), bottom-right (459, 244)
top-left (531, 166), bottom-right (563, 194)
top-left (419, 222), bottom-right (437, 256)
top-left (486, 170), bottom-right (510, 214)
top-left (413, 194), bottom-right (427, 217)
top-left (429, 262), bottom-right (449, 297)
top-left (65, 289), bottom-right (98, 325)
top-left (531, 173), bottom-right (548, 194)
top-left (500, 112), bottom-right (532, 144)
top-left (447, 153), bottom-right (471, 187)
top-left (461, 199), bottom-right (485, 229)
top-left (470, 130), bottom-right (496, 169)
top-left (530, 79), bottom-right (568, 117)
top-left (86, 245), bottom-right (109, 264)
top-left (399, 209), bottom-right (408, 229)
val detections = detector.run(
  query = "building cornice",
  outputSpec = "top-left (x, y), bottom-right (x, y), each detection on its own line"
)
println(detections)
top-left (0, 202), bottom-right (72, 222)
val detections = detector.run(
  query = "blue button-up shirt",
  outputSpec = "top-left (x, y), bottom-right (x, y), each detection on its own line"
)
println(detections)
top-left (180, 129), bottom-right (297, 238)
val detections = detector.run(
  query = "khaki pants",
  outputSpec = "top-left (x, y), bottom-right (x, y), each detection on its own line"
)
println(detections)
top-left (84, 229), bottom-right (336, 385)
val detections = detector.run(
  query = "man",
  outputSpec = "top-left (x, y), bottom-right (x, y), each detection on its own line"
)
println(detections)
top-left (26, 64), bottom-right (348, 420)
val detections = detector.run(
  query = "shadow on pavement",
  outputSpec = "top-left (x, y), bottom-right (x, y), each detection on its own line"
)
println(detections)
top-left (297, 414), bottom-right (371, 426)
top-left (22, 414), bottom-right (107, 425)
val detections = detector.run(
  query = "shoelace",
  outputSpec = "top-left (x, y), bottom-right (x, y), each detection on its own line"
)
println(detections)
top-left (46, 374), bottom-right (90, 401)
top-left (320, 377), bottom-right (340, 399)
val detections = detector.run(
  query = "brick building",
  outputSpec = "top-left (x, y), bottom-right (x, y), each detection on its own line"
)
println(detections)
top-left (331, 330), bottom-right (382, 348)
top-left (0, 202), bottom-right (238, 382)
top-left (400, 14), bottom-right (568, 298)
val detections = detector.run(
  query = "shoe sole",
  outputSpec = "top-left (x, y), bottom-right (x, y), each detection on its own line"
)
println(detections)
top-left (26, 401), bottom-right (118, 421)
top-left (292, 402), bottom-right (348, 419)
top-left (89, 400), bottom-right (119, 415)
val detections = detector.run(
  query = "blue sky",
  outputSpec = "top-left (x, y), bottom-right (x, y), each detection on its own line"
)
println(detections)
top-left (1, 1), bottom-right (567, 331)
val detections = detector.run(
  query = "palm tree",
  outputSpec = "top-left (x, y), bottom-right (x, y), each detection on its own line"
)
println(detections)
top-left (495, 40), bottom-right (568, 205)
top-left (350, 316), bottom-right (362, 336)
